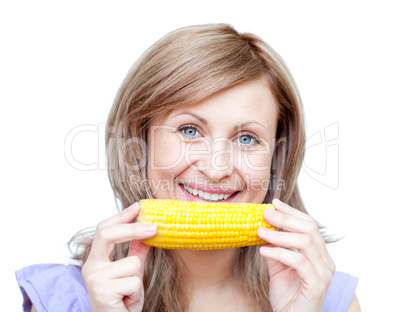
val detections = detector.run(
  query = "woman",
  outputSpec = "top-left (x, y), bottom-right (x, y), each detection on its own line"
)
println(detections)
top-left (16, 24), bottom-right (360, 312)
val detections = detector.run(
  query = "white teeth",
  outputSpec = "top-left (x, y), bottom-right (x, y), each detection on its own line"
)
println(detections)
top-left (203, 192), bottom-right (211, 200)
top-left (210, 193), bottom-right (219, 201)
top-left (183, 184), bottom-right (233, 201)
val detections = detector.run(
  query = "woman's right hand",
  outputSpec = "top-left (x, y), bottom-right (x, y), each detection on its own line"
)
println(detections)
top-left (82, 202), bottom-right (157, 312)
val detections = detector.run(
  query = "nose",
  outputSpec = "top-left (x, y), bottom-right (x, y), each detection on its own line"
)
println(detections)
top-left (194, 138), bottom-right (235, 181)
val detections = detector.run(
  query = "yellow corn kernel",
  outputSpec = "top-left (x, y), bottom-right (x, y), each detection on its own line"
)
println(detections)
top-left (138, 199), bottom-right (276, 250)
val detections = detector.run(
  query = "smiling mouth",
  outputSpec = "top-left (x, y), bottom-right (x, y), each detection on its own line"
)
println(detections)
top-left (182, 184), bottom-right (236, 201)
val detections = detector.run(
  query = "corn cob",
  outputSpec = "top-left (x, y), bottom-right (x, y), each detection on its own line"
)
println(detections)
top-left (138, 199), bottom-right (276, 250)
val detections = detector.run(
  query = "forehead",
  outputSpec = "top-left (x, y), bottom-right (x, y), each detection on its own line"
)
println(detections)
top-left (153, 79), bottom-right (278, 128)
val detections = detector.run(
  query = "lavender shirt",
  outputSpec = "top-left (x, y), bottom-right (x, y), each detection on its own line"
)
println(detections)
top-left (16, 264), bottom-right (358, 312)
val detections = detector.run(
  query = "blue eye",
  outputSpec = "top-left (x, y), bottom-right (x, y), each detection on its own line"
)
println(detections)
top-left (179, 125), bottom-right (199, 137)
top-left (238, 134), bottom-right (258, 145)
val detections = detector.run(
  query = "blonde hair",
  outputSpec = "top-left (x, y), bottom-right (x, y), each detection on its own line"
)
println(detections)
top-left (70, 23), bottom-right (309, 312)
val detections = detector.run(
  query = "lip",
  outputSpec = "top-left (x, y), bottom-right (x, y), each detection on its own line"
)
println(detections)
top-left (179, 184), bottom-right (239, 202)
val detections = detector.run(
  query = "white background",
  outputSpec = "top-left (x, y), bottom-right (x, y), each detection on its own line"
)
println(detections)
top-left (1, 1), bottom-right (401, 311)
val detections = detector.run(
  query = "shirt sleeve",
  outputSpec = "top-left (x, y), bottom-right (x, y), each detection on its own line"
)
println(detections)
top-left (15, 263), bottom-right (91, 312)
top-left (323, 271), bottom-right (359, 312)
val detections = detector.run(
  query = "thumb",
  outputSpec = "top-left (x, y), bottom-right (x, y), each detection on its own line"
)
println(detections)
top-left (128, 240), bottom-right (150, 260)
top-left (127, 222), bottom-right (156, 263)
top-left (128, 240), bottom-right (151, 278)
top-left (125, 286), bottom-right (145, 312)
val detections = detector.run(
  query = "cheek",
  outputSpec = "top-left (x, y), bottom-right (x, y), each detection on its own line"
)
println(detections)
top-left (239, 152), bottom-right (272, 192)
top-left (240, 152), bottom-right (272, 175)
top-left (148, 132), bottom-right (185, 170)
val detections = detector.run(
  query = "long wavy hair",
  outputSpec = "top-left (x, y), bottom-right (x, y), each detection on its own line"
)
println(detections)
top-left (70, 23), bottom-right (311, 312)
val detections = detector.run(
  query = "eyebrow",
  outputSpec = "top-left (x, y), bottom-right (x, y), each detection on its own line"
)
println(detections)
top-left (172, 112), bottom-right (208, 125)
top-left (237, 121), bottom-right (269, 132)
top-left (173, 112), bottom-right (269, 132)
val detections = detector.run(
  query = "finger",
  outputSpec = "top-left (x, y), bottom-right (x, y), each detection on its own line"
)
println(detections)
top-left (257, 227), bottom-right (323, 268)
top-left (103, 255), bottom-right (143, 279)
top-left (98, 202), bottom-right (141, 227)
top-left (83, 275), bottom-right (142, 310)
top-left (124, 286), bottom-right (144, 310)
top-left (128, 240), bottom-right (151, 279)
top-left (91, 222), bottom-right (157, 261)
top-left (125, 287), bottom-right (145, 312)
top-left (264, 203), bottom-right (324, 259)
top-left (268, 199), bottom-right (335, 272)
top-left (272, 198), bottom-right (312, 221)
top-left (260, 246), bottom-right (314, 282)
top-left (111, 275), bottom-right (142, 298)
top-left (128, 240), bottom-right (150, 260)
top-left (260, 246), bottom-right (287, 280)
top-left (264, 203), bottom-right (320, 236)
top-left (260, 246), bottom-right (332, 294)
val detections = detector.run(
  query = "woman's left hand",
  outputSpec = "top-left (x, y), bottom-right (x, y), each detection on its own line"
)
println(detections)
top-left (257, 198), bottom-right (336, 312)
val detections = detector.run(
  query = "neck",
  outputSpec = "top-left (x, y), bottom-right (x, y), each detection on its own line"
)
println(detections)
top-left (171, 248), bottom-right (253, 312)
top-left (172, 248), bottom-right (238, 291)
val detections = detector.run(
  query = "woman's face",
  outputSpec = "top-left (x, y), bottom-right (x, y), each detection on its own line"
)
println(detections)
top-left (147, 79), bottom-right (278, 204)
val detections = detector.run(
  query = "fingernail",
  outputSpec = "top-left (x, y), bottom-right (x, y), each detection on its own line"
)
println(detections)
top-left (272, 198), bottom-right (282, 206)
top-left (127, 202), bottom-right (140, 210)
top-left (144, 223), bottom-right (157, 233)
top-left (265, 208), bottom-right (276, 218)
top-left (257, 227), bottom-right (269, 235)
top-left (260, 246), bottom-right (272, 255)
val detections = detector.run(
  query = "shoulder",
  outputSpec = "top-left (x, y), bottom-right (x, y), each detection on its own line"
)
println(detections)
top-left (346, 295), bottom-right (361, 312)
top-left (15, 263), bottom-right (91, 312)
top-left (323, 271), bottom-right (360, 312)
